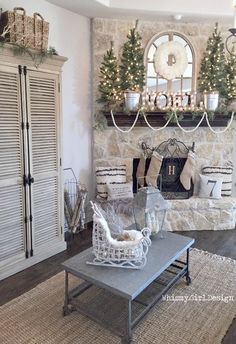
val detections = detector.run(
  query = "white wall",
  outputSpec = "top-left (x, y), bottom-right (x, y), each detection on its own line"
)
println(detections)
top-left (1, 0), bottom-right (93, 196)
top-left (233, 133), bottom-right (236, 196)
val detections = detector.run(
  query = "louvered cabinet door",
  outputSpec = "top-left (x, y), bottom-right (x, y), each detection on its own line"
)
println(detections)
top-left (0, 65), bottom-right (26, 270)
top-left (27, 70), bottom-right (63, 253)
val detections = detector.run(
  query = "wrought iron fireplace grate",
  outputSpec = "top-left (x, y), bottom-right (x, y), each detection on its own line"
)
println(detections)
top-left (133, 138), bottom-right (195, 200)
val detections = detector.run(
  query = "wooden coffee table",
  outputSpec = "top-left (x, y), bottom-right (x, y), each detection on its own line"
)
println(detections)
top-left (62, 232), bottom-right (194, 343)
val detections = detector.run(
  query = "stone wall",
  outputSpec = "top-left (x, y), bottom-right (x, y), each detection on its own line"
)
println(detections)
top-left (92, 18), bottom-right (236, 222)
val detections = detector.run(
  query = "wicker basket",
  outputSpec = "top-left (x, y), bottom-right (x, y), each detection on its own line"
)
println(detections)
top-left (87, 203), bottom-right (151, 269)
top-left (0, 7), bottom-right (49, 50)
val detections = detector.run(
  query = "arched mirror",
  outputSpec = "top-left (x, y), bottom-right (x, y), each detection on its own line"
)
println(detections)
top-left (145, 32), bottom-right (195, 94)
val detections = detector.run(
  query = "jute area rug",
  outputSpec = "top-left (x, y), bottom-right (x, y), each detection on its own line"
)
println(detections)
top-left (0, 249), bottom-right (235, 344)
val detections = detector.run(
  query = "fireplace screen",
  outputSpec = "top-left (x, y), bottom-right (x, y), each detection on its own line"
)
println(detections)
top-left (133, 138), bottom-right (195, 199)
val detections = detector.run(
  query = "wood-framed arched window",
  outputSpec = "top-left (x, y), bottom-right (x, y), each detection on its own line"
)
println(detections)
top-left (145, 32), bottom-right (195, 94)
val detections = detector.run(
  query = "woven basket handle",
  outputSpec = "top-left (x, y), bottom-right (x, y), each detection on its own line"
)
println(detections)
top-left (13, 7), bottom-right (26, 42)
top-left (33, 12), bottom-right (45, 49)
top-left (33, 12), bottom-right (44, 21)
top-left (13, 7), bottom-right (26, 15)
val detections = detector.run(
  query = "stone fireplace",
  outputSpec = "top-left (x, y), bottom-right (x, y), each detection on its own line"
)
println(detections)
top-left (94, 124), bottom-right (236, 231)
top-left (92, 18), bottom-right (236, 231)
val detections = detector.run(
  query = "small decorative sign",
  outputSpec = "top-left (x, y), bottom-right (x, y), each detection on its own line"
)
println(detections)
top-left (142, 90), bottom-right (202, 112)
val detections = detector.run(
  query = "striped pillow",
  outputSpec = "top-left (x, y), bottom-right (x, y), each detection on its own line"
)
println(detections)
top-left (202, 165), bottom-right (233, 196)
top-left (96, 165), bottom-right (127, 199)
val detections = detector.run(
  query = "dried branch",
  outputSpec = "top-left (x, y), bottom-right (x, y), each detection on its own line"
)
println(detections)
top-left (0, 23), bottom-right (13, 39)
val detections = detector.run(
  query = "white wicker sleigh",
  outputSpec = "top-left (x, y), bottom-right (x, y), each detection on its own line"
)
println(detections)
top-left (87, 203), bottom-right (151, 269)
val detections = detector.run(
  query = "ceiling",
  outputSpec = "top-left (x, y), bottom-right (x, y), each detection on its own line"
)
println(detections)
top-left (46, 0), bottom-right (234, 23)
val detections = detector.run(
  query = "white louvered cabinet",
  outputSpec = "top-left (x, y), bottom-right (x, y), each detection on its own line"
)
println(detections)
top-left (0, 46), bottom-right (67, 280)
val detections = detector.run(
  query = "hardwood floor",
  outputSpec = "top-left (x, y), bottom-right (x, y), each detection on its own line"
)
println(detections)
top-left (0, 228), bottom-right (92, 307)
top-left (179, 230), bottom-right (236, 260)
top-left (0, 228), bottom-right (235, 343)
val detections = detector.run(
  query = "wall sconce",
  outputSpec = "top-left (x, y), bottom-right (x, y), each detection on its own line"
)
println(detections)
top-left (226, 5), bottom-right (236, 56)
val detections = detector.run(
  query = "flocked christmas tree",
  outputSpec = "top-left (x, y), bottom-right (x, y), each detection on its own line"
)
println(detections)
top-left (226, 48), bottom-right (236, 100)
top-left (198, 23), bottom-right (227, 97)
top-left (98, 41), bottom-right (121, 105)
top-left (119, 20), bottom-right (145, 92)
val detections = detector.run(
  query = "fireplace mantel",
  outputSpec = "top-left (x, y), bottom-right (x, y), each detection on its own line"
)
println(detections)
top-left (104, 112), bottom-right (234, 127)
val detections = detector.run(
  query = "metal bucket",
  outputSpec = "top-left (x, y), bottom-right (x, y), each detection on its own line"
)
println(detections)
top-left (203, 92), bottom-right (219, 111)
top-left (124, 91), bottom-right (140, 111)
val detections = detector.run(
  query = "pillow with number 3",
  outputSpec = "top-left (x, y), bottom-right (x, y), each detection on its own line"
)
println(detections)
top-left (198, 174), bottom-right (223, 199)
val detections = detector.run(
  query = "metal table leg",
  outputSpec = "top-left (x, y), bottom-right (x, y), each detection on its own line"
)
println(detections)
top-left (186, 248), bottom-right (191, 285)
top-left (122, 299), bottom-right (132, 343)
top-left (63, 271), bottom-right (71, 315)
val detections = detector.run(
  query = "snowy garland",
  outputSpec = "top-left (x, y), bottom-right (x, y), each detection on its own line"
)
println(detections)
top-left (110, 110), bottom-right (235, 134)
top-left (154, 41), bottom-right (188, 80)
top-left (110, 109), bottom-right (140, 133)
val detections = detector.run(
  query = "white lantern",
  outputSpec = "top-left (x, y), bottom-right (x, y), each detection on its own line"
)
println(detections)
top-left (133, 186), bottom-right (170, 237)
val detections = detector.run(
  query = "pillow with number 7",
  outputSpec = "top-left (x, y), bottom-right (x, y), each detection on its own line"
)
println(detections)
top-left (198, 174), bottom-right (223, 199)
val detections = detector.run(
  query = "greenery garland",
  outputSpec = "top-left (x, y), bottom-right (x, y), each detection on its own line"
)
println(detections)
top-left (0, 41), bottom-right (58, 67)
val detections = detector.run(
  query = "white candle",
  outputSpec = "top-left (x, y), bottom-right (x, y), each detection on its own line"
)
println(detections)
top-left (234, 5), bottom-right (236, 28)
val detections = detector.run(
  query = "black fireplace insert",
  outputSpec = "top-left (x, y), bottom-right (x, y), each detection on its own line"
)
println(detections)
top-left (133, 138), bottom-right (195, 199)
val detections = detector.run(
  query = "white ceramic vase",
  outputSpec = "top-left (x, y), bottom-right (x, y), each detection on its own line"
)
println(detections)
top-left (124, 91), bottom-right (140, 111)
top-left (203, 91), bottom-right (219, 111)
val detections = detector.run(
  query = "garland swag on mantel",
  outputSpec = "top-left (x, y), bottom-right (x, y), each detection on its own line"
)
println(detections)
top-left (109, 110), bottom-right (235, 134)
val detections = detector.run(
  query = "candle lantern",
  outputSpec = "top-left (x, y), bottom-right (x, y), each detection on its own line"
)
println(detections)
top-left (133, 186), bottom-right (170, 237)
